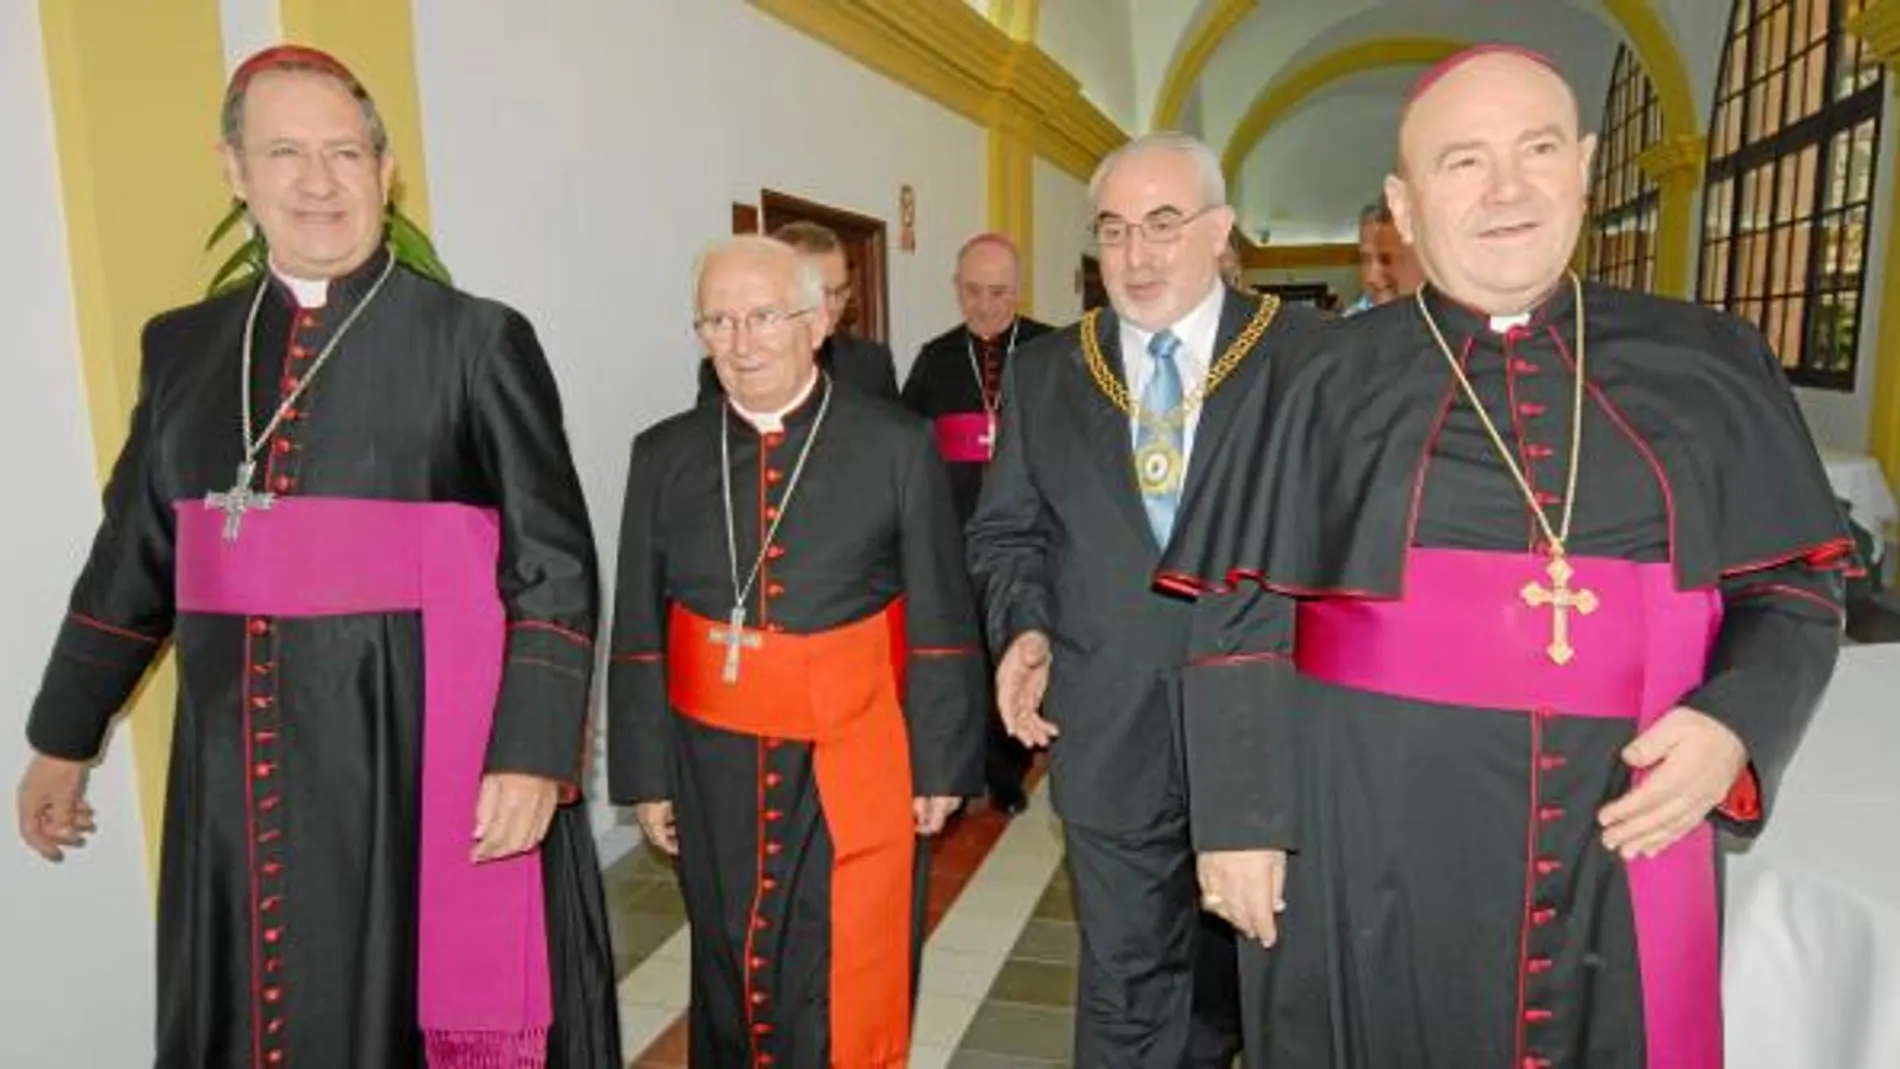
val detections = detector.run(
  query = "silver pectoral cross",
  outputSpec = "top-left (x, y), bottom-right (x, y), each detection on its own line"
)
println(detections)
top-left (203, 461), bottom-right (275, 542)
top-left (708, 606), bottom-right (764, 684)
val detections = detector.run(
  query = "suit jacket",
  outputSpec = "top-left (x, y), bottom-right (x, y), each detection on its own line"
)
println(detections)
top-left (696, 332), bottom-right (899, 404)
top-left (964, 288), bottom-right (1319, 831)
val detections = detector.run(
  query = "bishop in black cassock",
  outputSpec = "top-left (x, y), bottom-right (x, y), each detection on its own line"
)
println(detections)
top-left (1159, 47), bottom-right (1852, 1069)
top-left (18, 47), bottom-right (618, 1069)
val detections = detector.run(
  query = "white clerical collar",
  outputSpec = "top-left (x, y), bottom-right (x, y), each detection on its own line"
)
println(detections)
top-left (1488, 312), bottom-right (1531, 333)
top-left (729, 368), bottom-right (820, 434)
top-left (270, 264), bottom-right (330, 309)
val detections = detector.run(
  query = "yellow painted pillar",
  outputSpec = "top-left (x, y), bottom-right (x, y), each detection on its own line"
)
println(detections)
top-left (987, 8), bottom-right (1042, 315)
top-left (1636, 135), bottom-right (1706, 300)
top-left (1849, 0), bottom-right (1900, 566)
top-left (38, 0), bottom-right (230, 883)
top-left (989, 84), bottom-right (1039, 313)
top-left (277, 0), bottom-right (433, 224)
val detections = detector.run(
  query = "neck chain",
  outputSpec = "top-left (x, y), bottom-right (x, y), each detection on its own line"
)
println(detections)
top-left (965, 318), bottom-right (1019, 416)
top-left (1413, 274), bottom-right (1587, 558)
top-left (203, 250), bottom-right (396, 541)
top-left (1080, 293), bottom-right (1280, 433)
top-left (720, 374), bottom-right (832, 625)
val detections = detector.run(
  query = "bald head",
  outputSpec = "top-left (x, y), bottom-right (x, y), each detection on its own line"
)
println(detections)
top-left (1383, 47), bottom-right (1595, 315)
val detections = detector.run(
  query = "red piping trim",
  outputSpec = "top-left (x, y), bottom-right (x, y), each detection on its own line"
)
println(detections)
top-left (68, 613), bottom-right (160, 645)
top-left (508, 620), bottom-right (595, 648)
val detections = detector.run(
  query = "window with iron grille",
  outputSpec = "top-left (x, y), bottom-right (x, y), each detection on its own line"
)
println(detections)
top-left (1588, 46), bottom-right (1664, 292)
top-left (1699, 0), bottom-right (1884, 390)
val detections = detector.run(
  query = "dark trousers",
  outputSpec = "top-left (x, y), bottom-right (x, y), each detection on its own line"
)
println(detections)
top-left (1065, 814), bottom-right (1243, 1068)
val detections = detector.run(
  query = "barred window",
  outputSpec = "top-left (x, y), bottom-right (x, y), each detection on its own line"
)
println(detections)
top-left (1587, 47), bottom-right (1663, 291)
top-left (1699, 0), bottom-right (1884, 390)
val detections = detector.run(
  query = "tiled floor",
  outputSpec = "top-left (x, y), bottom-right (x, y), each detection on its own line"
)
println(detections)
top-left (606, 775), bottom-right (1083, 1067)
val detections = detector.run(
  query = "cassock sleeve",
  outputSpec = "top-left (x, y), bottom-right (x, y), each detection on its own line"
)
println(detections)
top-left (964, 354), bottom-right (1052, 655)
top-left (1181, 585), bottom-right (1304, 852)
top-left (605, 436), bottom-right (672, 804)
top-left (469, 309), bottom-right (601, 786)
top-left (1680, 563), bottom-right (1844, 836)
top-left (26, 324), bottom-right (175, 761)
top-left (897, 426), bottom-right (986, 797)
top-left (1678, 313), bottom-right (1856, 836)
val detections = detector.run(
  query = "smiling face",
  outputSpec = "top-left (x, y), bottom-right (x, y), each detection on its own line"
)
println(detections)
top-left (1385, 52), bottom-right (1595, 314)
top-left (220, 69), bottom-right (395, 280)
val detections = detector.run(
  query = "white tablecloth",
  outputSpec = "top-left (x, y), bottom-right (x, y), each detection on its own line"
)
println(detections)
top-left (1820, 448), bottom-right (1898, 537)
top-left (1724, 644), bottom-right (1900, 1069)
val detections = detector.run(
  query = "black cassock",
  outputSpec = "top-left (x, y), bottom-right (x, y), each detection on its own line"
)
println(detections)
top-left (1158, 283), bottom-right (1852, 1068)
top-left (900, 317), bottom-right (1054, 521)
top-left (608, 379), bottom-right (984, 1067)
top-left (25, 250), bottom-right (620, 1069)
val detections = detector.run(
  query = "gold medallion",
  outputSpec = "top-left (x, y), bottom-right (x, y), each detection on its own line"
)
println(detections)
top-left (1135, 438), bottom-right (1184, 494)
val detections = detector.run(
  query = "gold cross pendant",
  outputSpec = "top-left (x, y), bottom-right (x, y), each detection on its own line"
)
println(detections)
top-left (1520, 553), bottom-right (1599, 666)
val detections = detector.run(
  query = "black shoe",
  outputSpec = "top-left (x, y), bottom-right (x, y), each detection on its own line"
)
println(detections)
top-left (988, 782), bottom-right (1028, 816)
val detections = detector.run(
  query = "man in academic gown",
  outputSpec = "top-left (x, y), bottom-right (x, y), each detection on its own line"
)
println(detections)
top-left (1158, 46), bottom-right (1853, 1069)
top-left (697, 220), bottom-right (899, 404)
top-left (14, 47), bottom-right (619, 1068)
top-left (901, 232), bottom-right (1052, 814)
top-left (609, 235), bottom-right (984, 1068)
top-left (966, 133), bottom-right (1320, 1068)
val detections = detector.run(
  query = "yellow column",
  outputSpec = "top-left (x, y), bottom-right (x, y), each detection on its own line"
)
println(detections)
top-left (987, 9), bottom-right (1041, 315)
top-left (38, 0), bottom-right (229, 882)
top-left (989, 86), bottom-right (1039, 313)
top-left (1850, 0), bottom-right (1900, 574)
top-left (1636, 135), bottom-right (1706, 300)
top-left (277, 0), bottom-right (432, 225)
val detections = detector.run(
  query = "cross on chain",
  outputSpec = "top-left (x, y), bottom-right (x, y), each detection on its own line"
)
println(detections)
top-left (707, 606), bottom-right (764, 684)
top-left (1520, 554), bottom-right (1599, 666)
top-left (203, 462), bottom-right (275, 542)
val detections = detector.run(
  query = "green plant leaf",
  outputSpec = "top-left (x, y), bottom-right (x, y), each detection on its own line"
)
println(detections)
top-left (207, 238), bottom-right (264, 298)
top-left (205, 199), bottom-right (248, 252)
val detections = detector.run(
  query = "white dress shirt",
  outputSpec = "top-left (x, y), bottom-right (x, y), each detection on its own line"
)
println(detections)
top-left (1118, 282), bottom-right (1225, 465)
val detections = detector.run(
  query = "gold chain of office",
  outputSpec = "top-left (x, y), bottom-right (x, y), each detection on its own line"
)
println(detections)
top-left (1079, 293), bottom-right (1280, 432)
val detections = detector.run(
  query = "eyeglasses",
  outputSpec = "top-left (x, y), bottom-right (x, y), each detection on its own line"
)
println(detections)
top-left (823, 283), bottom-right (853, 304)
top-left (1091, 205), bottom-right (1218, 247)
top-left (693, 307), bottom-right (816, 339)
top-left (247, 140), bottom-right (381, 175)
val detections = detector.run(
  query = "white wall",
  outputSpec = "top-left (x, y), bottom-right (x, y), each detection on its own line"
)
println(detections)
top-left (1034, 156), bottom-right (1093, 327)
top-left (410, 0), bottom-right (988, 855)
top-left (218, 0), bottom-right (280, 74)
top-left (0, 6), bottom-right (157, 1065)
top-left (1038, 0), bottom-right (1140, 132)
top-left (1239, 81), bottom-right (1410, 245)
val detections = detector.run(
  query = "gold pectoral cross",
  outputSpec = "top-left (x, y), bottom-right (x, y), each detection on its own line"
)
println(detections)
top-left (1520, 554), bottom-right (1598, 665)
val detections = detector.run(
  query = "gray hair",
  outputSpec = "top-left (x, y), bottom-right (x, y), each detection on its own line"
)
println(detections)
top-left (693, 235), bottom-right (825, 311)
top-left (221, 60), bottom-right (390, 155)
top-left (1088, 132), bottom-right (1227, 210)
top-left (1360, 201), bottom-right (1393, 225)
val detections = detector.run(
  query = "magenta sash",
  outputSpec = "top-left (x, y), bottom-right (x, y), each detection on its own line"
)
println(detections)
top-left (933, 412), bottom-right (996, 463)
top-left (1297, 547), bottom-right (1726, 1069)
top-left (174, 497), bottom-right (551, 1068)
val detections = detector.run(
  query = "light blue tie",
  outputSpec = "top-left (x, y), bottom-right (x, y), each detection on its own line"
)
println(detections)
top-left (1137, 329), bottom-right (1185, 545)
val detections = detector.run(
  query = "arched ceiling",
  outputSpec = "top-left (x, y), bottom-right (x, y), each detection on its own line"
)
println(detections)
top-left (989, 0), bottom-right (1706, 243)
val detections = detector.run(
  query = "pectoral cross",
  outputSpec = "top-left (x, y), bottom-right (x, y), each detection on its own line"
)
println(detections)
top-left (708, 606), bottom-right (763, 684)
top-left (204, 462), bottom-right (274, 542)
top-left (1520, 554), bottom-right (1598, 666)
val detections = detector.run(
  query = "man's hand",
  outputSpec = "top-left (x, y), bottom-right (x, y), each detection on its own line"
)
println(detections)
top-left (635, 800), bottom-right (679, 856)
top-left (997, 630), bottom-right (1058, 747)
top-left (1599, 706), bottom-right (1748, 861)
top-left (912, 795), bottom-right (962, 837)
top-left (472, 772), bottom-right (560, 862)
top-left (17, 754), bottom-right (95, 863)
top-left (1197, 849), bottom-right (1288, 948)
